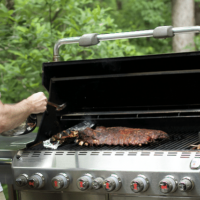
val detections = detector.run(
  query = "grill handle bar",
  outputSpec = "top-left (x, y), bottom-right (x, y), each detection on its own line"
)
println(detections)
top-left (53, 26), bottom-right (200, 62)
top-left (0, 158), bottom-right (12, 165)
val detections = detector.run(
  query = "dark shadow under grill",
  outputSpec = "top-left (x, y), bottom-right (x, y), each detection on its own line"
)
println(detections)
top-left (28, 125), bottom-right (199, 151)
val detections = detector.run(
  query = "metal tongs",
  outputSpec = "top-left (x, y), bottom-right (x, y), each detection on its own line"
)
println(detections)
top-left (47, 101), bottom-right (66, 111)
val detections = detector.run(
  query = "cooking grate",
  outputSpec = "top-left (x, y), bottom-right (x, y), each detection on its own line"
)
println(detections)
top-left (28, 126), bottom-right (199, 151)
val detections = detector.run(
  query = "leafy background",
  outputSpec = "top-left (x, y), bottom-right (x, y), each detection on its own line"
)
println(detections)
top-left (0, 0), bottom-right (175, 104)
top-left (0, 0), bottom-right (200, 199)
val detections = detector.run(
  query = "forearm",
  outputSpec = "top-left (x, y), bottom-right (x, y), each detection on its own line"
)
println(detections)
top-left (0, 99), bottom-right (33, 134)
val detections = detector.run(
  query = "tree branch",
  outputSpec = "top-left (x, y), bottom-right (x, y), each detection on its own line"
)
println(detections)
top-left (52, 9), bottom-right (62, 22)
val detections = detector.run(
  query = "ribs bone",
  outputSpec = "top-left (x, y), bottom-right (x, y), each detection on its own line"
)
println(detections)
top-left (51, 126), bottom-right (169, 147)
top-left (43, 121), bottom-right (94, 149)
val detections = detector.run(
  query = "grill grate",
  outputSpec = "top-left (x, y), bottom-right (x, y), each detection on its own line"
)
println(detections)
top-left (28, 126), bottom-right (199, 151)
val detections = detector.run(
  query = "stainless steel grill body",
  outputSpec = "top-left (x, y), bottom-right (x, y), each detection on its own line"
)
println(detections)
top-left (12, 150), bottom-right (200, 196)
top-left (9, 27), bottom-right (200, 200)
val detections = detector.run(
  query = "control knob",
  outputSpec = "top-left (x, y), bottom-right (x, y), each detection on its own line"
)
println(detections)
top-left (103, 174), bottom-right (122, 192)
top-left (15, 174), bottom-right (28, 187)
top-left (77, 174), bottom-right (93, 190)
top-left (51, 173), bottom-right (70, 190)
top-left (159, 175), bottom-right (178, 193)
top-left (130, 175), bottom-right (149, 193)
top-left (92, 177), bottom-right (104, 190)
top-left (28, 173), bottom-right (45, 189)
top-left (178, 177), bottom-right (194, 192)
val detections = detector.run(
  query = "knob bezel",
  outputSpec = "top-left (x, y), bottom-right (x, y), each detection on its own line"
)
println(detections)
top-left (178, 176), bottom-right (194, 192)
top-left (159, 175), bottom-right (178, 194)
top-left (103, 174), bottom-right (122, 192)
top-left (77, 173), bottom-right (93, 191)
top-left (15, 174), bottom-right (28, 187)
top-left (130, 174), bottom-right (149, 193)
top-left (92, 177), bottom-right (104, 190)
top-left (28, 172), bottom-right (45, 189)
top-left (51, 173), bottom-right (70, 190)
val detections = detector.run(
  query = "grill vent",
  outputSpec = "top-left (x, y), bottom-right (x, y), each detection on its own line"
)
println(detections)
top-left (115, 152), bottom-right (124, 156)
top-left (103, 152), bottom-right (112, 156)
top-left (128, 152), bottom-right (137, 156)
top-left (44, 152), bottom-right (52, 155)
top-left (90, 152), bottom-right (100, 156)
top-left (195, 153), bottom-right (200, 158)
top-left (55, 152), bottom-right (64, 156)
top-left (67, 152), bottom-right (75, 155)
top-left (141, 152), bottom-right (150, 156)
top-left (154, 152), bottom-right (164, 156)
top-left (78, 152), bottom-right (87, 156)
top-left (167, 152), bottom-right (177, 156)
top-left (180, 152), bottom-right (191, 158)
top-left (32, 152), bottom-right (41, 157)
top-left (21, 152), bottom-right (30, 157)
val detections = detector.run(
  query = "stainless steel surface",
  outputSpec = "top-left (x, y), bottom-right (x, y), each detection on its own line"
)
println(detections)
top-left (111, 196), bottom-right (200, 200)
top-left (47, 102), bottom-right (66, 111)
top-left (12, 150), bottom-right (200, 196)
top-left (0, 133), bottom-right (36, 184)
top-left (62, 108), bottom-right (200, 117)
top-left (27, 173), bottom-right (45, 189)
top-left (159, 175), bottom-right (178, 194)
top-left (178, 177), bottom-right (194, 192)
top-left (51, 173), bottom-right (70, 190)
top-left (92, 177), bottom-right (104, 190)
top-left (15, 174), bottom-right (28, 187)
top-left (7, 184), bottom-right (17, 200)
top-left (0, 133), bottom-right (36, 154)
top-left (77, 173), bottom-right (93, 191)
top-left (130, 175), bottom-right (149, 193)
top-left (53, 26), bottom-right (200, 62)
top-left (21, 191), bottom-right (107, 200)
top-left (0, 158), bottom-right (12, 165)
top-left (103, 174), bottom-right (122, 192)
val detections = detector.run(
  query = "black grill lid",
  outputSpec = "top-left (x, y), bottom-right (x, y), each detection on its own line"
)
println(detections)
top-left (43, 51), bottom-right (200, 91)
top-left (43, 51), bottom-right (200, 111)
top-left (27, 51), bottom-right (200, 148)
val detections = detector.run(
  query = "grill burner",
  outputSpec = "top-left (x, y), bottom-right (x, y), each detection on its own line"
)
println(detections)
top-left (29, 126), bottom-right (199, 151)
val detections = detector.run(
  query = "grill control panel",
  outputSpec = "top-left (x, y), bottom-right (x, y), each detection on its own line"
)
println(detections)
top-left (14, 172), bottom-right (196, 195)
top-left (13, 150), bottom-right (200, 196)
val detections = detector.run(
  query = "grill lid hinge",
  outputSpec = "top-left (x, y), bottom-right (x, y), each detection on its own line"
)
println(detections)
top-left (79, 33), bottom-right (99, 47)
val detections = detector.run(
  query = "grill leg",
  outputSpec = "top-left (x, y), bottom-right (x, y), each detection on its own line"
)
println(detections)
top-left (7, 185), bottom-right (17, 200)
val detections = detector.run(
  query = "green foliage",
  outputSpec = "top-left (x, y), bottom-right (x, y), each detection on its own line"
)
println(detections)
top-left (2, 184), bottom-right (8, 200)
top-left (0, 0), bottom-right (173, 103)
top-left (92, 0), bottom-right (172, 54)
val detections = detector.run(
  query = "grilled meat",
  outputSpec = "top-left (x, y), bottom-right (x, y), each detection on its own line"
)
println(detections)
top-left (51, 126), bottom-right (169, 146)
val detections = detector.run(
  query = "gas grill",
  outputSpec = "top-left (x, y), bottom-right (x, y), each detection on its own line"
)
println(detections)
top-left (10, 26), bottom-right (200, 200)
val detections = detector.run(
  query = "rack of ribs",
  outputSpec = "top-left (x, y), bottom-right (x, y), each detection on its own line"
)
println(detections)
top-left (51, 126), bottom-right (169, 146)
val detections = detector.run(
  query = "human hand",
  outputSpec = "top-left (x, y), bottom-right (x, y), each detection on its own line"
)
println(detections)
top-left (26, 92), bottom-right (47, 114)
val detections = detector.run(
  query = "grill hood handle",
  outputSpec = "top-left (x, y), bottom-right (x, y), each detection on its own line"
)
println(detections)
top-left (53, 26), bottom-right (200, 62)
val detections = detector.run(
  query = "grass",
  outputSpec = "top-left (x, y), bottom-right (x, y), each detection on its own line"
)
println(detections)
top-left (2, 184), bottom-right (8, 200)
